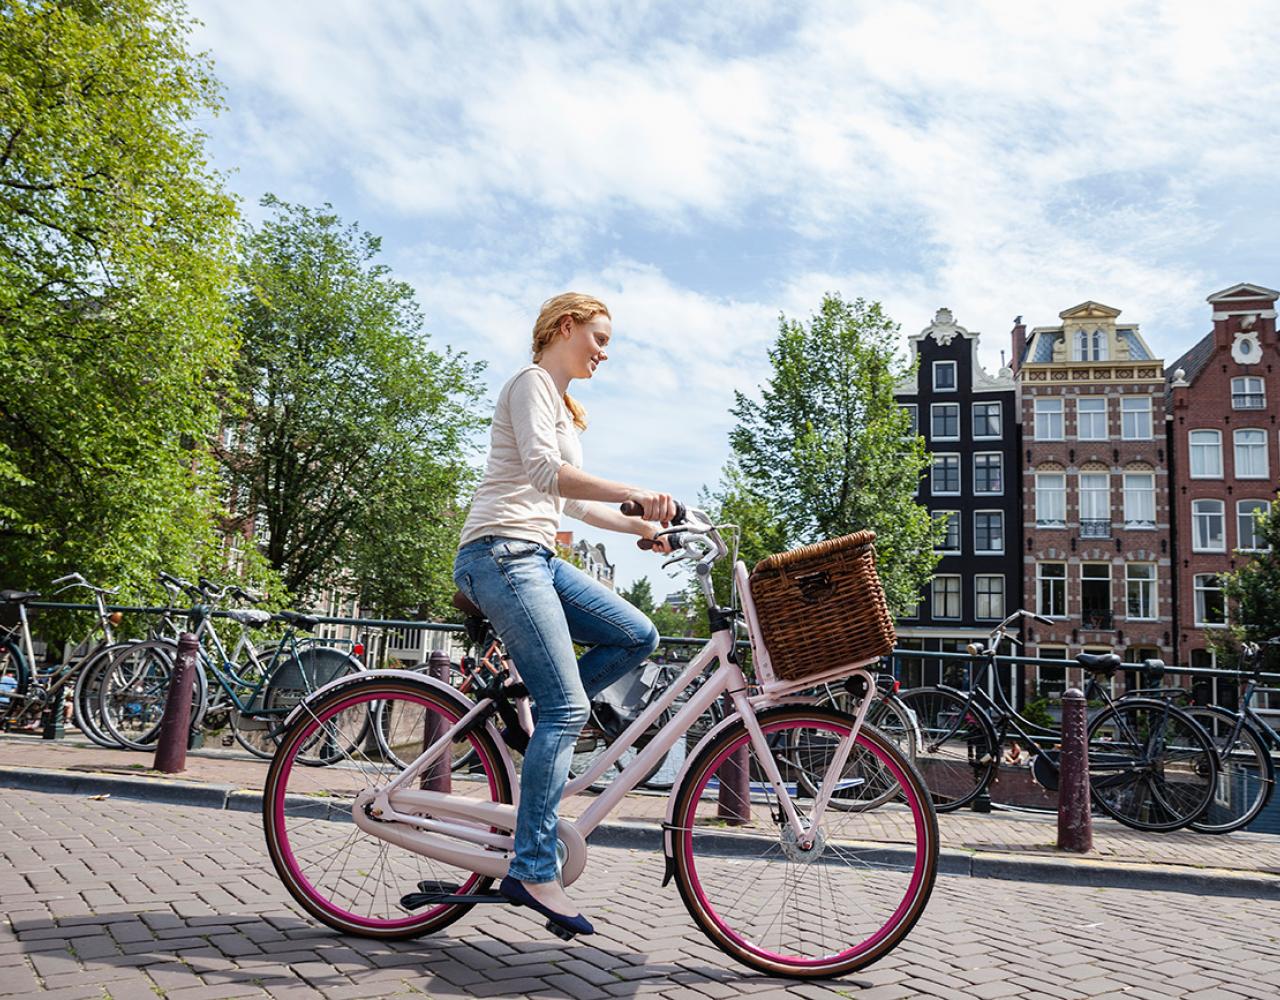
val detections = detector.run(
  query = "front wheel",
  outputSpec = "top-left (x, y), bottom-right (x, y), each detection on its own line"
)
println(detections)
top-left (97, 640), bottom-right (208, 751)
top-left (669, 706), bottom-right (938, 979)
top-left (1182, 705), bottom-right (1275, 835)
top-left (263, 676), bottom-right (513, 939)
top-left (1087, 698), bottom-right (1218, 832)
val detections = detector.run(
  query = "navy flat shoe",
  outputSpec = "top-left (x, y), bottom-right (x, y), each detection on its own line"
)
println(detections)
top-left (498, 876), bottom-right (595, 938)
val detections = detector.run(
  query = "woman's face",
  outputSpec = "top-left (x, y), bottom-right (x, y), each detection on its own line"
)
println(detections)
top-left (560, 313), bottom-right (611, 379)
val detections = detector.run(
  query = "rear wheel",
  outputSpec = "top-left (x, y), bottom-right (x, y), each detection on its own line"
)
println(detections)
top-left (0, 639), bottom-right (32, 727)
top-left (670, 706), bottom-right (938, 978)
top-left (1087, 698), bottom-right (1217, 832)
top-left (897, 687), bottom-right (997, 811)
top-left (72, 642), bottom-right (133, 747)
top-left (1182, 705), bottom-right (1274, 834)
top-left (263, 677), bottom-right (512, 939)
top-left (97, 640), bottom-right (208, 751)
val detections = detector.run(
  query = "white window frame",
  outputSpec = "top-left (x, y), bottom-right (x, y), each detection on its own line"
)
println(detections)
top-left (1122, 471), bottom-right (1156, 528)
top-left (973, 452), bottom-right (1004, 496)
top-left (974, 575), bottom-right (1005, 620)
top-left (1121, 396), bottom-right (1152, 440)
top-left (1034, 398), bottom-right (1064, 441)
top-left (1231, 376), bottom-right (1265, 410)
top-left (1125, 563), bottom-right (1157, 620)
top-left (933, 361), bottom-right (957, 392)
top-left (932, 574), bottom-right (962, 619)
top-left (1076, 397), bottom-right (1108, 441)
top-left (1237, 500), bottom-right (1271, 553)
top-left (1078, 471), bottom-right (1111, 523)
top-left (1035, 471), bottom-right (1066, 527)
top-left (1189, 429), bottom-right (1223, 478)
top-left (930, 402), bottom-right (960, 441)
top-left (933, 510), bottom-right (961, 553)
top-left (973, 510), bottom-right (1004, 555)
top-left (1192, 498), bottom-right (1226, 553)
top-left (1233, 428), bottom-right (1269, 479)
top-left (931, 453), bottom-right (961, 496)
top-left (1193, 574), bottom-right (1227, 628)
top-left (972, 401), bottom-right (1002, 439)
top-left (1036, 562), bottom-right (1067, 618)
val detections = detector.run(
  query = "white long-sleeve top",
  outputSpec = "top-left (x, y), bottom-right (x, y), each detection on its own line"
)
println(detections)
top-left (459, 364), bottom-right (594, 550)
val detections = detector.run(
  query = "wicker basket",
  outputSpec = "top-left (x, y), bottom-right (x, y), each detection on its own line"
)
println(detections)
top-left (748, 531), bottom-right (895, 682)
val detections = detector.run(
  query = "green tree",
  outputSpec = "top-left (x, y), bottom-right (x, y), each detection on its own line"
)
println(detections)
top-left (227, 196), bottom-right (487, 615)
top-left (0, 0), bottom-right (239, 597)
top-left (619, 576), bottom-right (655, 617)
top-left (1212, 497), bottom-right (1280, 668)
top-left (727, 293), bottom-right (939, 615)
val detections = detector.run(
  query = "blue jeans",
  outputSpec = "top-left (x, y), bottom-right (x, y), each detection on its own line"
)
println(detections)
top-left (453, 536), bottom-right (659, 883)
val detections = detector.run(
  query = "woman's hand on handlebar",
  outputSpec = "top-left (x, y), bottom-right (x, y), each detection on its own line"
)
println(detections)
top-left (621, 490), bottom-right (678, 524)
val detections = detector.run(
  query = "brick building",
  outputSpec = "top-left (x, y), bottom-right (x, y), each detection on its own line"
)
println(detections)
top-left (1167, 283), bottom-right (1280, 706)
top-left (1012, 302), bottom-right (1172, 699)
top-left (896, 308), bottom-right (1020, 692)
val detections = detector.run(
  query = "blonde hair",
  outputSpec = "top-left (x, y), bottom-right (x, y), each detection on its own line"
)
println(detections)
top-left (531, 292), bottom-right (610, 431)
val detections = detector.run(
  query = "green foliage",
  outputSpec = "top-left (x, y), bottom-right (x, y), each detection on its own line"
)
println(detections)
top-left (226, 196), bottom-right (487, 616)
top-left (1021, 697), bottom-right (1054, 730)
top-left (619, 576), bottom-right (655, 617)
top-left (726, 294), bottom-right (940, 616)
top-left (0, 0), bottom-right (239, 600)
top-left (1213, 495), bottom-right (1280, 666)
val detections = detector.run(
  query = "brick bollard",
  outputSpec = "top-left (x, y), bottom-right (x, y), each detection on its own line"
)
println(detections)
top-left (1057, 686), bottom-right (1093, 853)
top-left (717, 694), bottom-right (751, 824)
top-left (420, 649), bottom-right (452, 792)
top-left (153, 632), bottom-right (199, 774)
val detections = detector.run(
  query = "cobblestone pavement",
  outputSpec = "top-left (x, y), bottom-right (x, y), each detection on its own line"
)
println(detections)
top-left (1, 788), bottom-right (1278, 999)
top-left (2, 734), bottom-right (1277, 876)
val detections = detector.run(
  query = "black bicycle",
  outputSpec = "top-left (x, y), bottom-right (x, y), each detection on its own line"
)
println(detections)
top-left (898, 609), bottom-right (1219, 833)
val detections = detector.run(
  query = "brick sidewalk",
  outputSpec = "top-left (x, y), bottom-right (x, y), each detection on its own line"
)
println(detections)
top-left (4, 732), bottom-right (1278, 881)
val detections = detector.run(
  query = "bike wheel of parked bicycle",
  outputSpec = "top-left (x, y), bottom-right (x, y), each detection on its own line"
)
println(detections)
top-left (800, 683), bottom-right (918, 810)
top-left (96, 640), bottom-right (209, 751)
top-left (244, 646), bottom-right (368, 765)
top-left (1087, 697), bottom-right (1218, 832)
top-left (71, 641), bottom-right (139, 748)
top-left (670, 706), bottom-right (938, 978)
top-left (1182, 704), bottom-right (1275, 835)
top-left (896, 687), bottom-right (998, 811)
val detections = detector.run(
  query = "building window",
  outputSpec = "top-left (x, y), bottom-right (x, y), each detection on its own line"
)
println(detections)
top-left (1037, 563), bottom-right (1067, 618)
top-left (1034, 398), bottom-right (1064, 440)
top-left (974, 511), bottom-right (1004, 554)
top-left (1080, 563), bottom-right (1113, 630)
top-left (1125, 563), bottom-right (1156, 620)
top-left (1035, 647), bottom-right (1068, 701)
top-left (1238, 500), bottom-right (1271, 552)
top-left (1079, 471), bottom-right (1111, 537)
top-left (933, 361), bottom-right (957, 391)
top-left (902, 403), bottom-right (918, 436)
top-left (932, 575), bottom-right (962, 619)
top-left (1194, 574), bottom-right (1226, 627)
top-left (973, 452), bottom-right (1003, 494)
top-left (1234, 429), bottom-right (1269, 479)
top-left (972, 401), bottom-right (1001, 438)
top-left (975, 575), bottom-right (1005, 620)
top-left (1231, 376), bottom-right (1265, 410)
top-left (1122, 471), bottom-right (1155, 528)
top-left (931, 454), bottom-right (960, 495)
top-left (1121, 396), bottom-right (1152, 440)
top-left (1192, 498), bottom-right (1226, 552)
top-left (1076, 397), bottom-right (1108, 441)
top-left (1073, 328), bottom-right (1109, 361)
top-left (934, 510), bottom-right (960, 552)
top-left (1035, 471), bottom-right (1066, 527)
top-left (930, 403), bottom-right (960, 440)
top-left (1189, 430), bottom-right (1223, 478)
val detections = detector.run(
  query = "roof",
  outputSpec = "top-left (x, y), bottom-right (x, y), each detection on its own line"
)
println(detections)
top-left (1165, 330), bottom-right (1215, 401)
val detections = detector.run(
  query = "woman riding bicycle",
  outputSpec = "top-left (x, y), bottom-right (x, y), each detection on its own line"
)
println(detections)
top-left (452, 292), bottom-right (675, 936)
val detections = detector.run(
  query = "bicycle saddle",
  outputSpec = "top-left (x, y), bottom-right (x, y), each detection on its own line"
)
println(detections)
top-left (225, 609), bottom-right (273, 628)
top-left (276, 610), bottom-right (321, 630)
top-left (452, 590), bottom-right (486, 620)
top-left (0, 590), bottom-right (39, 604)
top-left (1075, 651), bottom-right (1122, 675)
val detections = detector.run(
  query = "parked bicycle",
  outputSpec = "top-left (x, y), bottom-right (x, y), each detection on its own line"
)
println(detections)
top-left (262, 503), bottom-right (938, 978)
top-left (899, 609), bottom-right (1219, 832)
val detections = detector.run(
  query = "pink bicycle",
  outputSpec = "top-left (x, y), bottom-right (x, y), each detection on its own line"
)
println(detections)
top-left (262, 504), bottom-right (938, 979)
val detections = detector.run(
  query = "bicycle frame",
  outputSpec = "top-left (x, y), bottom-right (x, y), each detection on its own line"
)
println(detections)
top-left (341, 626), bottom-right (874, 885)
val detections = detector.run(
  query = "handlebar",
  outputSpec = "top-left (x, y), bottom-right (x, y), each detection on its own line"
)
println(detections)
top-left (620, 500), bottom-right (688, 551)
top-left (51, 572), bottom-right (117, 596)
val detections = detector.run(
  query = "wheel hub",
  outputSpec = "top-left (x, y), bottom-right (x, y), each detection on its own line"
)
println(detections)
top-left (779, 824), bottom-right (826, 862)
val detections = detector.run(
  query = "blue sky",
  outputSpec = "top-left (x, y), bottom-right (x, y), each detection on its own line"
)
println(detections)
top-left (190, 1), bottom-right (1280, 595)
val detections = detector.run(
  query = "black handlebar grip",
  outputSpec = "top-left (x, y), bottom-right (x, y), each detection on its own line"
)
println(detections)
top-left (636, 537), bottom-right (655, 550)
top-left (619, 500), bottom-right (687, 523)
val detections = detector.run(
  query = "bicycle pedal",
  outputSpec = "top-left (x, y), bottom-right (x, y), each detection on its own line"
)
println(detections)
top-left (545, 919), bottom-right (577, 941)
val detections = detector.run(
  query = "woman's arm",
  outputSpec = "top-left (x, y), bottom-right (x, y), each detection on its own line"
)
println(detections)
top-left (556, 463), bottom-right (676, 524)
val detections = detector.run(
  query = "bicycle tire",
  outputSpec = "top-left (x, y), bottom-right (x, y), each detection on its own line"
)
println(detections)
top-left (669, 706), bottom-right (938, 978)
top-left (1087, 697), bottom-right (1218, 832)
top-left (1183, 705), bottom-right (1275, 835)
top-left (97, 640), bottom-right (209, 751)
top-left (801, 688), bottom-right (918, 810)
top-left (260, 646), bottom-right (367, 766)
top-left (71, 641), bottom-right (136, 748)
top-left (896, 687), bottom-right (998, 811)
top-left (0, 638), bottom-right (32, 725)
top-left (263, 675), bottom-right (513, 939)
